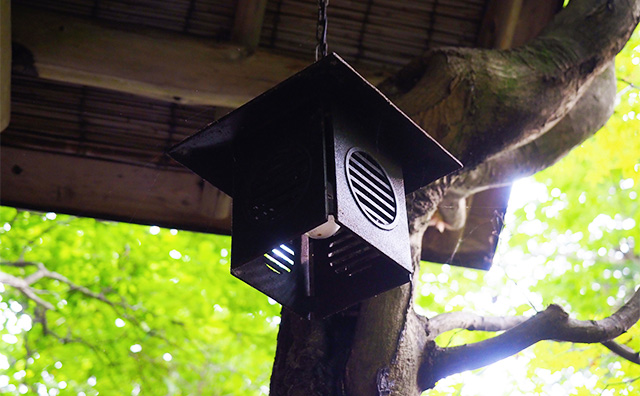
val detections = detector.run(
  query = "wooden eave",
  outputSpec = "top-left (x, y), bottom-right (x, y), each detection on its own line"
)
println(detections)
top-left (1, 0), bottom-right (562, 270)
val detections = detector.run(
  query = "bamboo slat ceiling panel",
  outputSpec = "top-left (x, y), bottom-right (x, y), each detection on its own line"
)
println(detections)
top-left (4, 75), bottom-right (220, 168)
top-left (26, 0), bottom-right (487, 70)
top-left (261, 0), bottom-right (487, 68)
top-left (23, 0), bottom-right (237, 39)
top-left (2, 75), bottom-right (232, 233)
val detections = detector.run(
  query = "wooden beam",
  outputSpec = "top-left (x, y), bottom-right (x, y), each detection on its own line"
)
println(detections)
top-left (0, 0), bottom-right (10, 132)
top-left (232, 0), bottom-right (268, 54)
top-left (0, 146), bottom-right (232, 234)
top-left (422, 0), bottom-right (564, 269)
top-left (421, 187), bottom-right (510, 270)
top-left (478, 0), bottom-right (563, 49)
top-left (12, 4), bottom-right (303, 108)
top-left (12, 5), bottom-right (386, 109)
top-left (480, 0), bottom-right (524, 49)
top-left (511, 0), bottom-right (564, 46)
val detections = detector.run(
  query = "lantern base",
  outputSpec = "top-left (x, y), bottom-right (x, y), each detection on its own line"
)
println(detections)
top-left (231, 228), bottom-right (411, 319)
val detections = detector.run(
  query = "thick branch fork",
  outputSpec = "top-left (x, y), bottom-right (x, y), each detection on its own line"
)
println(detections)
top-left (419, 287), bottom-right (640, 390)
top-left (391, 0), bottom-right (640, 169)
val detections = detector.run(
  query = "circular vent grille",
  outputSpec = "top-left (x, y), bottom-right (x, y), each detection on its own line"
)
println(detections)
top-left (246, 147), bottom-right (311, 223)
top-left (345, 149), bottom-right (398, 229)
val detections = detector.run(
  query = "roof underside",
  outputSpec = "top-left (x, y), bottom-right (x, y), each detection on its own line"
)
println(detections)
top-left (1, 0), bottom-right (562, 270)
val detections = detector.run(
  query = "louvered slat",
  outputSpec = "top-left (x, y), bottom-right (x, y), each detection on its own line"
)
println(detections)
top-left (263, 243), bottom-right (296, 274)
top-left (346, 150), bottom-right (397, 227)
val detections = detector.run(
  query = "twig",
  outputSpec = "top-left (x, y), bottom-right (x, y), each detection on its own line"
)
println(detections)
top-left (0, 270), bottom-right (55, 310)
top-left (618, 77), bottom-right (640, 90)
top-left (1, 259), bottom-right (188, 353)
top-left (0, 261), bottom-right (39, 268)
top-left (428, 311), bottom-right (527, 340)
top-left (600, 375), bottom-right (640, 395)
top-left (602, 340), bottom-right (640, 364)
top-left (19, 220), bottom-right (71, 260)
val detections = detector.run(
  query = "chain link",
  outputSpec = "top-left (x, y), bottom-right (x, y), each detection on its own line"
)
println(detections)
top-left (316, 0), bottom-right (329, 60)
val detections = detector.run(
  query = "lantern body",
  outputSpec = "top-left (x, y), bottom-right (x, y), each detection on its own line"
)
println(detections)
top-left (169, 54), bottom-right (461, 318)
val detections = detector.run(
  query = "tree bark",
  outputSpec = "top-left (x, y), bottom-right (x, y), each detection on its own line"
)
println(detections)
top-left (269, 1), bottom-right (640, 395)
top-left (422, 286), bottom-right (640, 389)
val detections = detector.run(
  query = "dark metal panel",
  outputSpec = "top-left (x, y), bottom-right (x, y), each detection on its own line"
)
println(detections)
top-left (170, 53), bottom-right (461, 317)
top-left (230, 101), bottom-right (329, 270)
top-left (330, 102), bottom-right (412, 273)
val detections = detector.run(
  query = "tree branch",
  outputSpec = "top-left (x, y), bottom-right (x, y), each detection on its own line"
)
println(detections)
top-left (419, 286), bottom-right (640, 390)
top-left (29, 263), bottom-right (122, 308)
top-left (1, 261), bottom-right (131, 312)
top-left (1, 260), bottom-right (137, 313)
top-left (429, 312), bottom-right (640, 365)
top-left (450, 61), bottom-right (616, 196)
top-left (618, 77), bottom-right (640, 90)
top-left (0, 270), bottom-right (56, 310)
top-left (0, 261), bottom-right (39, 268)
top-left (427, 312), bottom-right (527, 341)
top-left (387, 1), bottom-right (638, 169)
top-left (1, 260), bottom-right (187, 350)
top-left (602, 340), bottom-right (640, 364)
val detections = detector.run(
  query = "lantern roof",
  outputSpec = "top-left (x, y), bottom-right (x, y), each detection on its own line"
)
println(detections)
top-left (169, 53), bottom-right (462, 196)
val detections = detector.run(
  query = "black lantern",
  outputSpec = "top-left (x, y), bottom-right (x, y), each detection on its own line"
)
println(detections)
top-left (169, 54), bottom-right (461, 318)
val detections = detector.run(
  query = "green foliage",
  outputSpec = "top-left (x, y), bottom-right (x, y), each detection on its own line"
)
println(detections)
top-left (1, 17), bottom-right (639, 396)
top-left (0, 209), bottom-right (280, 395)
top-left (419, 25), bottom-right (640, 395)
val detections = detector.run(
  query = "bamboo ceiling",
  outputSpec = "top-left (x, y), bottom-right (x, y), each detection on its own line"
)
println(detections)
top-left (5, 75), bottom-right (217, 170)
top-left (25, 0), bottom-right (486, 69)
top-left (8, 0), bottom-right (490, 166)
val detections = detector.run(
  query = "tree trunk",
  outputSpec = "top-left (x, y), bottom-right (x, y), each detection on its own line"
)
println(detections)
top-left (269, 1), bottom-right (640, 395)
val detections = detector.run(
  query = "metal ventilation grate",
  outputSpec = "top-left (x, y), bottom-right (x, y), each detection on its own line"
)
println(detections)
top-left (247, 148), bottom-right (311, 223)
top-left (345, 149), bottom-right (397, 229)
top-left (263, 243), bottom-right (296, 274)
top-left (327, 232), bottom-right (378, 276)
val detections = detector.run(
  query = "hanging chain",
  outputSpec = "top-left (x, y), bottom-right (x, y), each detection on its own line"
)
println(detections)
top-left (316, 0), bottom-right (329, 60)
